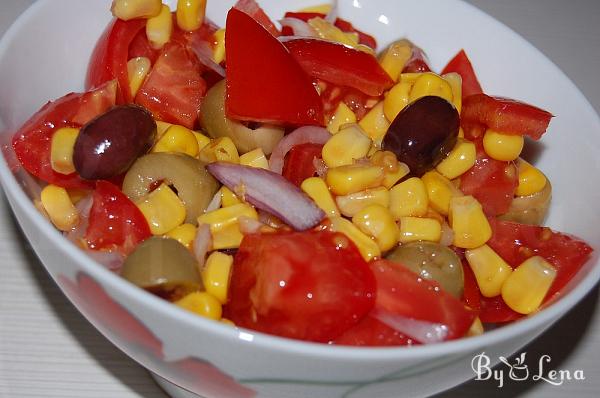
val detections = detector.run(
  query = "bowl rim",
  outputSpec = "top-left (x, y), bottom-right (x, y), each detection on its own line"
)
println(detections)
top-left (0, 0), bottom-right (599, 362)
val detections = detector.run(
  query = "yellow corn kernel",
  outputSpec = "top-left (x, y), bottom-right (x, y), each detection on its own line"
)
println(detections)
top-left (378, 41), bottom-right (413, 82)
top-left (308, 17), bottom-right (361, 49)
top-left (198, 203), bottom-right (257, 249)
top-left (322, 124), bottom-right (370, 168)
top-left (40, 184), bottom-right (79, 231)
top-left (442, 72), bottom-right (462, 113)
top-left (212, 28), bottom-right (226, 64)
top-left (299, 4), bottom-right (331, 13)
top-left (409, 72), bottom-right (454, 104)
top-left (137, 183), bottom-right (186, 235)
top-left (327, 102), bottom-right (357, 134)
top-left (199, 137), bottom-right (240, 164)
top-left (156, 121), bottom-right (172, 138)
top-left (383, 80), bottom-right (412, 121)
top-left (436, 138), bottom-right (476, 179)
top-left (146, 4), bottom-right (172, 49)
top-left (301, 177), bottom-right (339, 217)
top-left (398, 216), bottom-right (441, 244)
top-left (352, 205), bottom-right (399, 251)
top-left (211, 224), bottom-right (244, 250)
top-left (329, 216), bottom-right (381, 261)
top-left (176, 0), bottom-right (206, 31)
top-left (239, 148), bottom-right (269, 169)
top-left (467, 317), bottom-right (484, 337)
top-left (465, 244), bottom-right (513, 297)
top-left (50, 127), bottom-right (79, 175)
top-left (382, 162), bottom-right (410, 189)
top-left (449, 195), bottom-right (492, 249)
top-left (326, 164), bottom-right (384, 196)
top-left (202, 251), bottom-right (233, 304)
top-left (111, 0), bottom-right (162, 21)
top-left (153, 124), bottom-right (200, 157)
top-left (515, 158), bottom-right (547, 196)
top-left (359, 102), bottom-right (390, 142)
top-left (421, 170), bottom-right (463, 215)
top-left (458, 127), bottom-right (465, 138)
top-left (501, 256), bottom-right (557, 315)
top-left (67, 188), bottom-right (88, 205)
top-left (399, 73), bottom-right (422, 85)
top-left (220, 318), bottom-right (235, 327)
top-left (336, 187), bottom-right (390, 217)
top-left (193, 131), bottom-right (211, 152)
top-left (219, 186), bottom-right (241, 207)
top-left (369, 150), bottom-right (410, 188)
top-left (389, 177), bottom-right (429, 219)
top-left (165, 223), bottom-right (197, 250)
top-left (483, 129), bottom-right (524, 162)
top-left (175, 291), bottom-right (222, 320)
top-left (127, 56), bottom-right (151, 98)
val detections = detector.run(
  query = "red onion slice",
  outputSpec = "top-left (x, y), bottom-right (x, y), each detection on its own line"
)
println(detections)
top-left (325, 0), bottom-right (339, 23)
top-left (238, 215), bottom-right (267, 234)
top-left (193, 223), bottom-right (212, 270)
top-left (65, 194), bottom-right (93, 245)
top-left (189, 37), bottom-right (226, 77)
top-left (279, 18), bottom-right (316, 37)
top-left (269, 126), bottom-right (331, 174)
top-left (205, 190), bottom-right (222, 213)
top-left (372, 308), bottom-right (449, 344)
top-left (207, 162), bottom-right (325, 231)
top-left (84, 249), bottom-right (125, 272)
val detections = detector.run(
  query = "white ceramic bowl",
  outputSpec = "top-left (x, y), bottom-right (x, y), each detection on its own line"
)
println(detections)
top-left (1, 1), bottom-right (599, 397)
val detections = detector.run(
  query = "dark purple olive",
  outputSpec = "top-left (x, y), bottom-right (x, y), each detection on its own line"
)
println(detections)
top-left (73, 104), bottom-right (156, 179)
top-left (382, 96), bottom-right (459, 176)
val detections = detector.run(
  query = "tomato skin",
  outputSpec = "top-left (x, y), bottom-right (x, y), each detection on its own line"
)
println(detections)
top-left (86, 181), bottom-right (151, 254)
top-left (224, 230), bottom-right (376, 343)
top-left (128, 29), bottom-right (160, 64)
top-left (86, 18), bottom-right (146, 104)
top-left (459, 140), bottom-right (518, 216)
top-left (369, 259), bottom-right (476, 341)
top-left (282, 143), bottom-right (324, 187)
top-left (224, 8), bottom-right (324, 126)
top-left (11, 81), bottom-right (117, 189)
top-left (479, 295), bottom-right (522, 323)
top-left (462, 94), bottom-right (553, 140)
top-left (332, 315), bottom-right (418, 346)
top-left (285, 38), bottom-right (394, 97)
top-left (461, 260), bottom-right (481, 312)
top-left (234, 0), bottom-right (280, 37)
top-left (135, 43), bottom-right (206, 129)
top-left (441, 49), bottom-right (483, 98)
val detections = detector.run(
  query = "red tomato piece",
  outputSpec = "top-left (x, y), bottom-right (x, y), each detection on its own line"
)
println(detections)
top-left (479, 295), bottom-right (522, 324)
top-left (224, 230), bottom-right (376, 343)
top-left (462, 94), bottom-right (553, 140)
top-left (128, 29), bottom-right (160, 64)
top-left (332, 315), bottom-right (418, 346)
top-left (282, 143), bottom-right (324, 187)
top-left (282, 12), bottom-right (377, 49)
top-left (225, 8), bottom-right (324, 126)
top-left (320, 82), bottom-right (375, 120)
top-left (487, 218), bottom-right (593, 297)
top-left (135, 43), bottom-right (206, 129)
top-left (86, 181), bottom-right (151, 254)
top-left (86, 18), bottom-right (146, 103)
top-left (459, 140), bottom-right (518, 216)
top-left (441, 49), bottom-right (483, 98)
top-left (461, 260), bottom-right (481, 312)
top-left (11, 81), bottom-right (117, 189)
top-left (369, 259), bottom-right (476, 341)
top-left (234, 0), bottom-right (280, 37)
top-left (402, 42), bottom-right (431, 73)
top-left (285, 38), bottom-right (394, 97)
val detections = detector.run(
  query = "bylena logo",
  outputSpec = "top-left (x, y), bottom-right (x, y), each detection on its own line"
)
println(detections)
top-left (471, 352), bottom-right (585, 388)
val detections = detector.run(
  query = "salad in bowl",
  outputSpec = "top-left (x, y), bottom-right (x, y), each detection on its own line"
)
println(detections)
top-left (0, 0), bottom-right (598, 397)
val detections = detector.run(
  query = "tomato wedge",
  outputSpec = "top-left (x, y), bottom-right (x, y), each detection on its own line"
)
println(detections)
top-left (224, 230), bottom-right (376, 343)
top-left (234, 0), bottom-right (280, 37)
top-left (462, 94), bottom-right (553, 140)
top-left (479, 295), bottom-right (522, 324)
top-left (12, 81), bottom-right (117, 189)
top-left (282, 143), bottom-right (324, 187)
top-left (86, 18), bottom-right (146, 103)
top-left (459, 140), bottom-right (518, 216)
top-left (332, 315), bottom-right (418, 346)
top-left (282, 12), bottom-right (377, 49)
top-left (224, 8), bottom-right (324, 126)
top-left (86, 181), bottom-right (151, 254)
top-left (135, 43), bottom-right (206, 129)
top-left (285, 38), bottom-right (394, 97)
top-left (441, 49), bottom-right (483, 98)
top-left (369, 259), bottom-right (476, 341)
top-left (487, 218), bottom-right (593, 297)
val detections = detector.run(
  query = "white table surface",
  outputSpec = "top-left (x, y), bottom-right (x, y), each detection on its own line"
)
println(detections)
top-left (1, 1), bottom-right (599, 397)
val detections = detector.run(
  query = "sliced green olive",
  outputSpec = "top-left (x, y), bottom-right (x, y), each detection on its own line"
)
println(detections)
top-left (122, 152), bottom-right (218, 224)
top-left (386, 241), bottom-right (464, 298)
top-left (499, 179), bottom-right (552, 225)
top-left (121, 237), bottom-right (202, 300)
top-left (200, 79), bottom-right (284, 155)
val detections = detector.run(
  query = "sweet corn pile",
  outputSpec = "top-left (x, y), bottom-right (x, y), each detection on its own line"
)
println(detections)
top-left (31, 0), bottom-right (591, 341)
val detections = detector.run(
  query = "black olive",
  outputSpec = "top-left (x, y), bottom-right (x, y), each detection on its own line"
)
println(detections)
top-left (382, 96), bottom-right (459, 176)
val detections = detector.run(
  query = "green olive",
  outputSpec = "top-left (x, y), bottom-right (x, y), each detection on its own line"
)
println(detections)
top-left (121, 237), bottom-right (202, 300)
top-left (499, 179), bottom-right (552, 225)
top-left (386, 242), bottom-right (464, 298)
top-left (122, 152), bottom-right (218, 224)
top-left (200, 79), bottom-right (284, 155)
